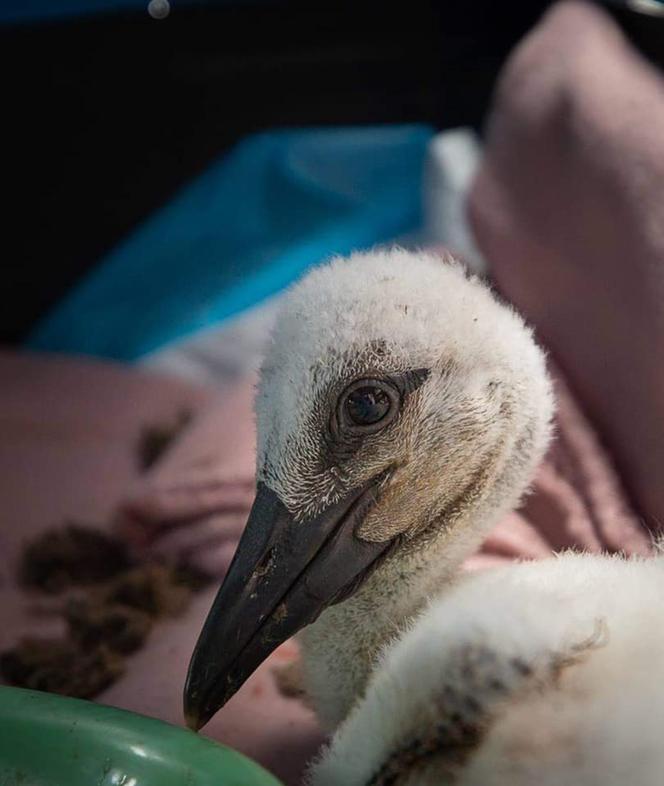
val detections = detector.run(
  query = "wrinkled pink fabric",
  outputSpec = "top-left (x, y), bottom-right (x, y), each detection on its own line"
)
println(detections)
top-left (469, 0), bottom-right (664, 531)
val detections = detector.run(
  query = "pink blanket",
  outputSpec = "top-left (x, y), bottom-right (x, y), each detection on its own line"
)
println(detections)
top-left (469, 0), bottom-right (664, 531)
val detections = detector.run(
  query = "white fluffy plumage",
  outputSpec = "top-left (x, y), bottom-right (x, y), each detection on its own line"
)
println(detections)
top-left (311, 552), bottom-right (664, 786)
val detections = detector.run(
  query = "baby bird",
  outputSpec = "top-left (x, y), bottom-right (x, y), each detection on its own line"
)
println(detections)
top-left (185, 249), bottom-right (663, 785)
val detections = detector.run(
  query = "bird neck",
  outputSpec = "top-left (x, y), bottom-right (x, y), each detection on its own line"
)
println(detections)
top-left (299, 500), bottom-right (500, 732)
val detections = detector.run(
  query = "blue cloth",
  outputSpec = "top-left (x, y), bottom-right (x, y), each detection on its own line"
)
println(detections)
top-left (28, 125), bottom-right (433, 360)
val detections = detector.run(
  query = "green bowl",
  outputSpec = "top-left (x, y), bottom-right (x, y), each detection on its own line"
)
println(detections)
top-left (0, 686), bottom-right (283, 786)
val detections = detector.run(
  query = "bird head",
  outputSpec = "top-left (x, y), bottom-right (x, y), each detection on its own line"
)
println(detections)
top-left (184, 250), bottom-right (553, 730)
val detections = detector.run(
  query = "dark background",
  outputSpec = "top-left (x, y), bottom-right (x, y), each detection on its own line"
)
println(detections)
top-left (2, 0), bottom-right (659, 344)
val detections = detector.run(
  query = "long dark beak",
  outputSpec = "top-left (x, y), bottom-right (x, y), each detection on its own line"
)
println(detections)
top-left (184, 478), bottom-right (392, 731)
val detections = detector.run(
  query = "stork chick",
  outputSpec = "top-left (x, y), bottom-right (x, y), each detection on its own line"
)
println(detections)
top-left (186, 250), bottom-right (664, 784)
top-left (184, 248), bottom-right (552, 727)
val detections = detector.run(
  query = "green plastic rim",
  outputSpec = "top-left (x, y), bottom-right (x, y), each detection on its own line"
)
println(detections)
top-left (0, 686), bottom-right (283, 786)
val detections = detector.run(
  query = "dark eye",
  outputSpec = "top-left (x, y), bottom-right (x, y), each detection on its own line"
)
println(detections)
top-left (345, 386), bottom-right (392, 426)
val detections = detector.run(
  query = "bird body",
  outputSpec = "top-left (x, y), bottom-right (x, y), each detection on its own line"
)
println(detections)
top-left (311, 551), bottom-right (664, 786)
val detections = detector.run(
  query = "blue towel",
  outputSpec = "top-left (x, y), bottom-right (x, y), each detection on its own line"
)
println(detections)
top-left (28, 125), bottom-right (433, 360)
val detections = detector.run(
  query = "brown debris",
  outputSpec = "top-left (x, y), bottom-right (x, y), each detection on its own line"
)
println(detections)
top-left (65, 597), bottom-right (153, 655)
top-left (171, 562), bottom-right (215, 593)
top-left (4, 518), bottom-right (213, 700)
top-left (98, 564), bottom-right (192, 619)
top-left (19, 523), bottom-right (132, 594)
top-left (2, 409), bottom-right (215, 700)
top-left (0, 638), bottom-right (125, 699)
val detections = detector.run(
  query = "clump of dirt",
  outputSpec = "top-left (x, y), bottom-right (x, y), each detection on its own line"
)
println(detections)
top-left (3, 409), bottom-right (212, 699)
top-left (19, 524), bottom-right (132, 594)
top-left (65, 597), bottom-right (153, 655)
top-left (171, 562), bottom-right (214, 593)
top-left (99, 564), bottom-right (192, 618)
top-left (137, 408), bottom-right (192, 472)
top-left (3, 520), bottom-right (213, 699)
top-left (0, 410), bottom-right (212, 698)
top-left (0, 638), bottom-right (125, 699)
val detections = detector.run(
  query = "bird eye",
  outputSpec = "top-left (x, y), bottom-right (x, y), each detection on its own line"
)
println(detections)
top-left (345, 385), bottom-right (392, 426)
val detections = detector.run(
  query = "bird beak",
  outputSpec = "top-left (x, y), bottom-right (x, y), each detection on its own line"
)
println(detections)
top-left (184, 478), bottom-right (392, 731)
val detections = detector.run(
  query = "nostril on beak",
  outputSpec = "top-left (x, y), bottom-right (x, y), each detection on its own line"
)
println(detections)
top-left (252, 546), bottom-right (276, 580)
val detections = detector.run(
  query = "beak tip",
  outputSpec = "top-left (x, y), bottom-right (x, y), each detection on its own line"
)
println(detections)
top-left (184, 707), bottom-right (207, 733)
top-left (184, 667), bottom-right (238, 733)
top-left (183, 683), bottom-right (209, 732)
